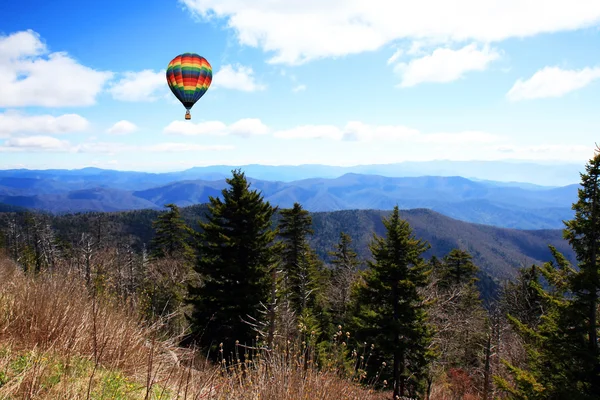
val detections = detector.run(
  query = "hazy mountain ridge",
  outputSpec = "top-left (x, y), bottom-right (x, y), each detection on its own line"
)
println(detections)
top-left (0, 166), bottom-right (580, 229)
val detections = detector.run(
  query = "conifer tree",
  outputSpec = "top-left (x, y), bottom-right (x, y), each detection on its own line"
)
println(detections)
top-left (351, 206), bottom-right (433, 399)
top-left (497, 149), bottom-right (600, 399)
top-left (563, 149), bottom-right (600, 394)
top-left (187, 169), bottom-right (278, 356)
top-left (144, 203), bottom-right (196, 328)
top-left (440, 249), bottom-right (479, 287)
top-left (277, 202), bottom-right (318, 315)
top-left (328, 232), bottom-right (360, 325)
top-left (149, 203), bottom-right (194, 262)
top-left (424, 249), bottom-right (488, 396)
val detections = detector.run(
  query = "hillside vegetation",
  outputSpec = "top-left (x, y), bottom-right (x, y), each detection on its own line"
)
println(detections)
top-left (0, 203), bottom-right (574, 281)
top-left (0, 151), bottom-right (598, 399)
top-left (0, 253), bottom-right (387, 399)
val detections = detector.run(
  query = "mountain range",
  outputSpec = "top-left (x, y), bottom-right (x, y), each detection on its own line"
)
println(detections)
top-left (0, 163), bottom-right (581, 229)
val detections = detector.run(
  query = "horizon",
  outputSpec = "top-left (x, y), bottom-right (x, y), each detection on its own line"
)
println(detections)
top-left (1, 1), bottom-right (599, 173)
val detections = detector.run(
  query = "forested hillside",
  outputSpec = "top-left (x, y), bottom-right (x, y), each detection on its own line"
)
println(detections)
top-left (1, 152), bottom-right (598, 399)
top-left (0, 202), bottom-right (575, 281)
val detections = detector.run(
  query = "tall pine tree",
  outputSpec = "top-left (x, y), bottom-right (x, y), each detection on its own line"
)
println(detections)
top-left (149, 203), bottom-right (194, 262)
top-left (187, 169), bottom-right (278, 356)
top-left (497, 149), bottom-right (600, 399)
top-left (277, 202), bottom-right (319, 315)
top-left (328, 232), bottom-right (360, 326)
top-left (351, 206), bottom-right (433, 399)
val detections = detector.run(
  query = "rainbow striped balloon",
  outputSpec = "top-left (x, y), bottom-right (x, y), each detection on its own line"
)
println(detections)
top-left (166, 53), bottom-right (212, 119)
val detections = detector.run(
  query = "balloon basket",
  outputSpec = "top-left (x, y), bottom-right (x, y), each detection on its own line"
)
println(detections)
top-left (185, 110), bottom-right (191, 120)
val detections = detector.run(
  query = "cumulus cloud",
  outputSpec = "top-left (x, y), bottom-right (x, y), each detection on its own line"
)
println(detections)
top-left (273, 125), bottom-right (343, 140)
top-left (212, 64), bottom-right (266, 91)
top-left (0, 30), bottom-right (113, 107)
top-left (506, 66), bottom-right (600, 101)
top-left (143, 143), bottom-right (233, 152)
top-left (106, 120), bottom-right (138, 135)
top-left (0, 111), bottom-right (89, 138)
top-left (273, 121), bottom-right (501, 143)
top-left (0, 136), bottom-right (72, 152)
top-left (394, 43), bottom-right (500, 87)
top-left (181, 0), bottom-right (600, 65)
top-left (0, 138), bottom-right (233, 154)
top-left (163, 118), bottom-right (270, 137)
top-left (108, 69), bottom-right (166, 101)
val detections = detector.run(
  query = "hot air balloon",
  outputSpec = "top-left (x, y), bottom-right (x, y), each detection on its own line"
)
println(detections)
top-left (166, 53), bottom-right (212, 120)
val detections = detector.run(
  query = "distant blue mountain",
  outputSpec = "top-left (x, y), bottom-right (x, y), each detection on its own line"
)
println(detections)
top-left (0, 167), bottom-right (579, 229)
top-left (0, 160), bottom-right (584, 188)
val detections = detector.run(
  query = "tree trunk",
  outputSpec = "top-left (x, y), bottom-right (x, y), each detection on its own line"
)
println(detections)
top-left (589, 173), bottom-right (599, 393)
top-left (482, 333), bottom-right (492, 400)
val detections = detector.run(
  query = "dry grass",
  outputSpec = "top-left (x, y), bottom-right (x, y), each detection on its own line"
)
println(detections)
top-left (0, 254), bottom-right (392, 399)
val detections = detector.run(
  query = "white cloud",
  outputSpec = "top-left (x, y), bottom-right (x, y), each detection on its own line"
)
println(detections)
top-left (108, 69), bottom-right (166, 101)
top-left (0, 111), bottom-right (89, 138)
top-left (106, 120), bottom-right (138, 135)
top-left (0, 138), bottom-right (233, 154)
top-left (492, 143), bottom-right (592, 161)
top-left (342, 122), bottom-right (420, 142)
top-left (181, 0), bottom-right (600, 65)
top-left (164, 120), bottom-right (228, 136)
top-left (163, 118), bottom-right (269, 137)
top-left (387, 49), bottom-right (404, 65)
top-left (506, 66), bottom-right (600, 101)
top-left (143, 143), bottom-right (233, 152)
top-left (1, 135), bottom-right (72, 152)
top-left (273, 125), bottom-right (343, 140)
top-left (273, 121), bottom-right (501, 143)
top-left (0, 30), bottom-right (113, 107)
top-left (212, 64), bottom-right (266, 91)
top-left (292, 84), bottom-right (306, 92)
top-left (228, 118), bottom-right (270, 137)
top-left (417, 131), bottom-right (500, 143)
top-left (394, 44), bottom-right (500, 87)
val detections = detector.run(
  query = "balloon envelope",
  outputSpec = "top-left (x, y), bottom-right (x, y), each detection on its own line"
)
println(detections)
top-left (166, 53), bottom-right (212, 116)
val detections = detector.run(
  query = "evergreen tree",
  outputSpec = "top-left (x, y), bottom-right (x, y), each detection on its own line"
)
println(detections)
top-left (440, 248), bottom-right (479, 287)
top-left (144, 203), bottom-right (195, 329)
top-left (328, 232), bottom-right (360, 325)
top-left (496, 149), bottom-right (600, 399)
top-left (187, 169), bottom-right (278, 357)
top-left (277, 202), bottom-right (318, 315)
top-left (563, 150), bottom-right (600, 394)
top-left (149, 203), bottom-right (194, 262)
top-left (351, 206), bottom-right (433, 398)
top-left (426, 249), bottom-right (487, 397)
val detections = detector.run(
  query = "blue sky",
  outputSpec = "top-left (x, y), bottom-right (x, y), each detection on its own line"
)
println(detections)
top-left (1, 0), bottom-right (599, 171)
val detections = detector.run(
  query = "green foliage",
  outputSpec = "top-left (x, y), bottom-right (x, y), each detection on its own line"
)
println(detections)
top-left (498, 151), bottom-right (600, 399)
top-left (149, 203), bottom-right (194, 262)
top-left (350, 206), bottom-right (433, 398)
top-left (278, 202), bottom-right (318, 315)
top-left (187, 169), bottom-right (278, 357)
top-left (328, 232), bottom-right (360, 326)
top-left (439, 248), bottom-right (479, 287)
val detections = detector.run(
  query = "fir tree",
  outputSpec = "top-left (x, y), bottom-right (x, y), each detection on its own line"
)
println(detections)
top-left (351, 205), bottom-right (433, 399)
top-left (497, 149), bottom-right (600, 399)
top-left (277, 202), bottom-right (318, 315)
top-left (149, 203), bottom-right (194, 262)
top-left (328, 232), bottom-right (360, 325)
top-left (440, 248), bottom-right (479, 287)
top-left (563, 149), bottom-right (600, 395)
top-left (187, 169), bottom-right (278, 357)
